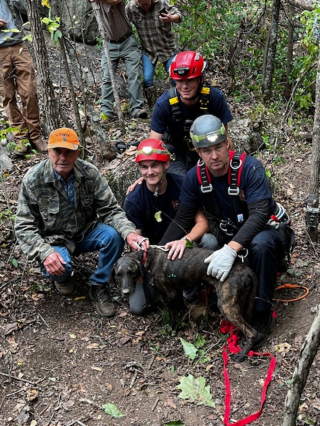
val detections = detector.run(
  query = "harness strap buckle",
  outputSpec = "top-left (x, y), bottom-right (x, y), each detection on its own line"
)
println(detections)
top-left (230, 158), bottom-right (242, 170)
top-left (201, 184), bottom-right (213, 193)
top-left (228, 187), bottom-right (240, 196)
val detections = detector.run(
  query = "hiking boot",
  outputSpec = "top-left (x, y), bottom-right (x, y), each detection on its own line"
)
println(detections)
top-left (54, 277), bottom-right (75, 296)
top-left (88, 284), bottom-right (115, 317)
top-left (251, 310), bottom-right (275, 350)
top-left (134, 108), bottom-right (148, 119)
top-left (32, 139), bottom-right (47, 152)
top-left (12, 142), bottom-right (29, 158)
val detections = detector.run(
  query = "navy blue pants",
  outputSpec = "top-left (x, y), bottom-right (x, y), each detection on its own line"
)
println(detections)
top-left (247, 226), bottom-right (294, 312)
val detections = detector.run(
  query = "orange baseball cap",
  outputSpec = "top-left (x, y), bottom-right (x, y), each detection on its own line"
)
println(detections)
top-left (48, 128), bottom-right (80, 150)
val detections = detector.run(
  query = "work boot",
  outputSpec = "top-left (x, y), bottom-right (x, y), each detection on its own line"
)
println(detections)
top-left (32, 139), bottom-right (47, 153)
top-left (54, 276), bottom-right (75, 296)
top-left (144, 85), bottom-right (157, 108)
top-left (12, 140), bottom-right (30, 158)
top-left (251, 310), bottom-right (275, 350)
top-left (88, 284), bottom-right (115, 317)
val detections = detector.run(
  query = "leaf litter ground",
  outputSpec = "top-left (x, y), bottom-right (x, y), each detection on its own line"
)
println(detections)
top-left (1, 43), bottom-right (320, 426)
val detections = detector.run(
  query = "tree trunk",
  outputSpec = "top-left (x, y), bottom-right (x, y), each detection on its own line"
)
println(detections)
top-left (305, 50), bottom-right (320, 241)
top-left (282, 306), bottom-right (320, 425)
top-left (24, 0), bottom-right (60, 131)
top-left (262, 0), bottom-right (281, 101)
top-left (285, 4), bottom-right (294, 101)
top-left (90, 2), bottom-right (124, 130)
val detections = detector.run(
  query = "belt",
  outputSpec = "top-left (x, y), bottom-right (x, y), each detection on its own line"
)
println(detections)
top-left (109, 32), bottom-right (132, 44)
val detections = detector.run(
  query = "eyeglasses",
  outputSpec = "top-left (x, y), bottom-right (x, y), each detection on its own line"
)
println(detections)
top-left (173, 66), bottom-right (190, 77)
top-left (138, 0), bottom-right (152, 7)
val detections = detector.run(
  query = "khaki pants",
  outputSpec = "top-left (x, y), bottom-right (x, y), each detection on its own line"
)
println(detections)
top-left (0, 43), bottom-right (41, 144)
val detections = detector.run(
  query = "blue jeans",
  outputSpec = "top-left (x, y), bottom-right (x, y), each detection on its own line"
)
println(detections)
top-left (41, 222), bottom-right (124, 286)
top-left (142, 53), bottom-right (175, 88)
top-left (101, 35), bottom-right (145, 118)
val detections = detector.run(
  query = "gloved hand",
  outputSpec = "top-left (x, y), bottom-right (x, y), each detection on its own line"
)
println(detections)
top-left (204, 244), bottom-right (237, 282)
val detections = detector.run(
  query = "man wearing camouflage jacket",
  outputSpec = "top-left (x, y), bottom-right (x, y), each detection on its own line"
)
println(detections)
top-left (14, 127), bottom-right (149, 317)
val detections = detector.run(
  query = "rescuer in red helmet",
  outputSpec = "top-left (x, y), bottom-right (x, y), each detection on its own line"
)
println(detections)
top-left (150, 51), bottom-right (234, 175)
top-left (123, 138), bottom-right (218, 316)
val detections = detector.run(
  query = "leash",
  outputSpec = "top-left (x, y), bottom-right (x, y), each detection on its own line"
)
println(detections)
top-left (273, 283), bottom-right (309, 303)
top-left (220, 319), bottom-right (276, 426)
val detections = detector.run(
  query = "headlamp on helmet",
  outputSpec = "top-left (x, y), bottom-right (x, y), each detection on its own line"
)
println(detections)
top-left (170, 51), bottom-right (206, 80)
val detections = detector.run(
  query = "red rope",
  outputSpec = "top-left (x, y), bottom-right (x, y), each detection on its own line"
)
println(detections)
top-left (220, 319), bottom-right (276, 426)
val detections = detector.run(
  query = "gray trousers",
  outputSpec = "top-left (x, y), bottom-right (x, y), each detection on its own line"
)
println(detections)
top-left (129, 233), bottom-right (219, 316)
top-left (101, 35), bottom-right (145, 118)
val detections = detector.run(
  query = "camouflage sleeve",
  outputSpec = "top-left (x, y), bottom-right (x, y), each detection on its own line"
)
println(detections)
top-left (93, 173), bottom-right (137, 241)
top-left (14, 183), bottom-right (55, 263)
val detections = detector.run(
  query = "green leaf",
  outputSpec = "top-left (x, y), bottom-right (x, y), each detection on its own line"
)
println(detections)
top-left (180, 338), bottom-right (197, 360)
top-left (164, 421), bottom-right (185, 426)
top-left (11, 258), bottom-right (18, 268)
top-left (185, 239), bottom-right (194, 248)
top-left (102, 403), bottom-right (124, 418)
top-left (177, 374), bottom-right (215, 407)
top-left (194, 333), bottom-right (206, 348)
top-left (154, 211), bottom-right (162, 222)
top-left (22, 34), bottom-right (32, 42)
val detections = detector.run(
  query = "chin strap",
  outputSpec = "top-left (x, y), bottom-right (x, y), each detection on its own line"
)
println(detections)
top-left (153, 170), bottom-right (167, 197)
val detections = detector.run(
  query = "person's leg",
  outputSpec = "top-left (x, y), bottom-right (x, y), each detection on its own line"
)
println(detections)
top-left (163, 55), bottom-right (176, 87)
top-left (41, 246), bottom-right (73, 282)
top-left (198, 233), bottom-right (219, 251)
top-left (129, 281), bottom-right (157, 316)
top-left (74, 222), bottom-right (124, 317)
top-left (101, 44), bottom-right (119, 119)
top-left (247, 227), bottom-right (289, 347)
top-left (142, 53), bottom-right (155, 88)
top-left (40, 246), bottom-right (75, 295)
top-left (12, 44), bottom-right (43, 148)
top-left (121, 35), bottom-right (145, 117)
top-left (167, 159), bottom-right (188, 176)
top-left (0, 45), bottom-right (29, 153)
top-left (74, 222), bottom-right (124, 285)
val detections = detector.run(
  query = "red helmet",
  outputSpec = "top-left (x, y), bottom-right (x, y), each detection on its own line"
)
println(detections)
top-left (135, 139), bottom-right (170, 163)
top-left (170, 51), bottom-right (206, 80)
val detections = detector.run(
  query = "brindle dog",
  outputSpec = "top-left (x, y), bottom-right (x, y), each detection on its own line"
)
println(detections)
top-left (112, 247), bottom-right (258, 361)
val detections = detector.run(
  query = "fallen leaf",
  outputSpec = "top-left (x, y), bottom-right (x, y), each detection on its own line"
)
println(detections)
top-left (91, 366), bottom-right (102, 371)
top-left (4, 322), bottom-right (18, 335)
top-left (86, 343), bottom-right (99, 349)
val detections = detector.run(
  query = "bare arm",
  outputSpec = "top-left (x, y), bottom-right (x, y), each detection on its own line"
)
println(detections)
top-left (165, 208), bottom-right (210, 260)
top-left (150, 130), bottom-right (163, 140)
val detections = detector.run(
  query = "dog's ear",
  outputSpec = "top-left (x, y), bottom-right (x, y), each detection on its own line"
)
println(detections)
top-left (109, 263), bottom-right (117, 288)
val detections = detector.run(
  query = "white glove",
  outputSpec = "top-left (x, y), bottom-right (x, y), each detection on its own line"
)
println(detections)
top-left (204, 244), bottom-right (237, 282)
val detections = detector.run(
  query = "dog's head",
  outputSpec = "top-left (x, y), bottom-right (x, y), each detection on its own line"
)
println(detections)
top-left (111, 255), bottom-right (146, 296)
